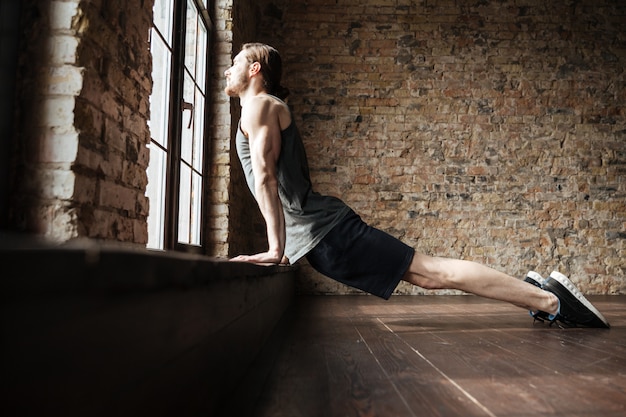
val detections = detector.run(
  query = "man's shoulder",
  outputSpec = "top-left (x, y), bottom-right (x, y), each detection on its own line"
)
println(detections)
top-left (242, 94), bottom-right (280, 118)
top-left (243, 94), bottom-right (291, 131)
top-left (250, 94), bottom-right (288, 112)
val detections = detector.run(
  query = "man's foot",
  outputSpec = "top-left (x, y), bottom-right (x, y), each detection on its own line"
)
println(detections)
top-left (524, 271), bottom-right (551, 322)
top-left (542, 271), bottom-right (610, 328)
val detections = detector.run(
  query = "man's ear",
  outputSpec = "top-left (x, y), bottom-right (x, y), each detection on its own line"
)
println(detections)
top-left (249, 61), bottom-right (261, 76)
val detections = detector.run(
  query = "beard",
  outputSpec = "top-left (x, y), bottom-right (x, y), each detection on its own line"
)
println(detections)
top-left (224, 72), bottom-right (249, 97)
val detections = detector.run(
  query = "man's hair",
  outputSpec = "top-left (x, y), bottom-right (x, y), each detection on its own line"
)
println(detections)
top-left (241, 43), bottom-right (290, 99)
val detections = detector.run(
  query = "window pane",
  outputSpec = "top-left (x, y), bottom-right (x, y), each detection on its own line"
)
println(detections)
top-left (192, 89), bottom-right (204, 171)
top-left (177, 162), bottom-right (201, 246)
top-left (184, 0), bottom-right (198, 78)
top-left (147, 14), bottom-right (172, 250)
top-left (190, 170), bottom-right (202, 244)
top-left (195, 19), bottom-right (207, 92)
top-left (181, 72), bottom-right (195, 164)
top-left (149, 31), bottom-right (171, 149)
top-left (146, 144), bottom-right (167, 249)
top-left (153, 0), bottom-right (173, 44)
top-left (178, 163), bottom-right (191, 244)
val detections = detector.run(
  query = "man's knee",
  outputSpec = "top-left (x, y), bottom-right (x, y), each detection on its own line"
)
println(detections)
top-left (405, 254), bottom-right (457, 289)
top-left (418, 276), bottom-right (448, 290)
top-left (403, 270), bottom-right (455, 290)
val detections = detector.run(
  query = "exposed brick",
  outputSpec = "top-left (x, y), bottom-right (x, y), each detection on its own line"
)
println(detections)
top-left (10, 0), bottom-right (152, 245)
top-left (98, 181), bottom-right (136, 212)
top-left (8, 0), bottom-right (624, 295)
top-left (38, 132), bottom-right (80, 164)
top-left (256, 0), bottom-right (626, 295)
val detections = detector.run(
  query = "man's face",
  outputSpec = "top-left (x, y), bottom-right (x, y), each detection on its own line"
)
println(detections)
top-left (224, 51), bottom-right (250, 97)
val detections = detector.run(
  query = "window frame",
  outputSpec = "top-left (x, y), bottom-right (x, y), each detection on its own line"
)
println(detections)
top-left (148, 0), bottom-right (214, 254)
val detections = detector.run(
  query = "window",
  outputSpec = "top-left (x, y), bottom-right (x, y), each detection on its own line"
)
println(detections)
top-left (147, 0), bottom-right (213, 252)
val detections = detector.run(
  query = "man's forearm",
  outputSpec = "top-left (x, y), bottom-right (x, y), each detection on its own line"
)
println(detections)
top-left (255, 180), bottom-right (286, 258)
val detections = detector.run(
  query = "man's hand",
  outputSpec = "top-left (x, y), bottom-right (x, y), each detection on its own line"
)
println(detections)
top-left (230, 252), bottom-right (290, 266)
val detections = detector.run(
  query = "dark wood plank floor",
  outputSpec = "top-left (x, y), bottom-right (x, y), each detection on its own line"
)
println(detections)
top-left (247, 295), bottom-right (626, 417)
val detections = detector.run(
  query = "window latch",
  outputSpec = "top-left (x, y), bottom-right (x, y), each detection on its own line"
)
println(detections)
top-left (182, 100), bottom-right (194, 129)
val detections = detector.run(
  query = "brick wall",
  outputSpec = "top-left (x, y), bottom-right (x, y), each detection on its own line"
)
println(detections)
top-left (8, 0), bottom-right (624, 295)
top-left (10, 0), bottom-right (152, 244)
top-left (208, 0), bottom-right (267, 258)
top-left (254, 0), bottom-right (626, 295)
top-left (206, 0), bottom-right (234, 258)
top-left (74, 0), bottom-right (152, 243)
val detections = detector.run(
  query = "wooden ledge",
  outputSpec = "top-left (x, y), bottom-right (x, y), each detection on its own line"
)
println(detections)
top-left (1, 234), bottom-right (294, 294)
top-left (1, 233), bottom-right (296, 416)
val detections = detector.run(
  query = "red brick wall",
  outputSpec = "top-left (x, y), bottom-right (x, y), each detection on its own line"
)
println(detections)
top-left (10, 0), bottom-right (152, 244)
top-left (8, 0), bottom-right (624, 295)
top-left (74, 0), bottom-right (152, 243)
top-left (254, 0), bottom-right (626, 294)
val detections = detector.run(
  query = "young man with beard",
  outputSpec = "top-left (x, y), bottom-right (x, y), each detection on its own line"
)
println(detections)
top-left (224, 42), bottom-right (609, 328)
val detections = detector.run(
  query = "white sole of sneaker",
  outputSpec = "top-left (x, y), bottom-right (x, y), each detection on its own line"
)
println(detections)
top-left (526, 271), bottom-right (545, 285)
top-left (549, 271), bottom-right (610, 328)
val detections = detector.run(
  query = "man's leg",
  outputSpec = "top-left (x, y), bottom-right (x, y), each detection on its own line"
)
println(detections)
top-left (402, 252), bottom-right (559, 314)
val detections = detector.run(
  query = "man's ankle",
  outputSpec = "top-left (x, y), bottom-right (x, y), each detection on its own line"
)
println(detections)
top-left (546, 292), bottom-right (559, 316)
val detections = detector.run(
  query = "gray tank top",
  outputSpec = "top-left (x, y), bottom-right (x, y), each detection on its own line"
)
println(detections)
top-left (235, 106), bottom-right (350, 264)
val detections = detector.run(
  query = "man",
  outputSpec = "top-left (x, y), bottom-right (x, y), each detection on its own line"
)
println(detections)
top-left (225, 42), bottom-right (609, 328)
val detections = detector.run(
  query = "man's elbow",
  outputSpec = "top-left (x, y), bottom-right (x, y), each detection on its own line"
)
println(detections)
top-left (255, 174), bottom-right (278, 194)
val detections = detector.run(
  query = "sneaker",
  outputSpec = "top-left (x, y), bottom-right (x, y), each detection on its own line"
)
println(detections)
top-left (524, 271), bottom-right (545, 288)
top-left (524, 271), bottom-right (551, 322)
top-left (542, 271), bottom-right (610, 328)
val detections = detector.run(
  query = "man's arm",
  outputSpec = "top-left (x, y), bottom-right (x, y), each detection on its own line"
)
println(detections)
top-left (231, 96), bottom-right (287, 265)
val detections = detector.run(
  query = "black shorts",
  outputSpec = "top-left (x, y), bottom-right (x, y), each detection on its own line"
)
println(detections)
top-left (306, 210), bottom-right (415, 299)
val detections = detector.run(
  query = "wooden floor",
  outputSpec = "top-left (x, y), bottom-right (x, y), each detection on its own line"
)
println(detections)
top-left (244, 295), bottom-right (626, 417)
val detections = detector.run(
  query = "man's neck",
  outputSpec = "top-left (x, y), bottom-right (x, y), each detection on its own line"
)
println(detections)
top-left (239, 81), bottom-right (267, 108)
